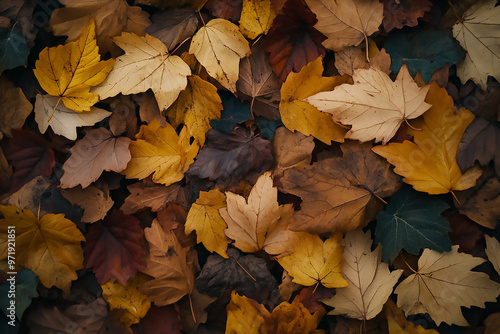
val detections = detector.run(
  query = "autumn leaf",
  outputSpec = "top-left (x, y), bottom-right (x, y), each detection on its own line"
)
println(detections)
top-left (304, 0), bottom-right (383, 52)
top-left (60, 185), bottom-right (114, 223)
top-left (60, 128), bottom-right (131, 189)
top-left (452, 0), bottom-right (500, 89)
top-left (395, 245), bottom-right (500, 326)
top-left (273, 127), bottom-right (314, 172)
top-left (277, 232), bottom-right (348, 289)
top-left (0, 74), bottom-right (32, 140)
top-left (306, 64), bottom-right (431, 144)
top-left (139, 220), bottom-right (198, 306)
top-left (185, 189), bottom-right (229, 258)
top-left (372, 83), bottom-right (483, 194)
top-left (280, 141), bottom-right (401, 234)
top-left (205, 0), bottom-right (243, 21)
top-left (239, 0), bottom-right (276, 39)
top-left (121, 119), bottom-right (199, 186)
top-left (93, 32), bottom-right (191, 111)
top-left (189, 18), bottom-right (250, 93)
top-left (382, 0), bottom-right (432, 32)
top-left (146, 8), bottom-right (198, 52)
top-left (49, 0), bottom-right (151, 56)
top-left (334, 41), bottom-right (391, 77)
top-left (33, 19), bottom-right (115, 112)
top-left (323, 229), bottom-right (403, 321)
top-left (0, 269), bottom-right (38, 320)
top-left (485, 235), bottom-right (500, 276)
top-left (384, 299), bottom-right (439, 334)
top-left (0, 205), bottom-right (85, 293)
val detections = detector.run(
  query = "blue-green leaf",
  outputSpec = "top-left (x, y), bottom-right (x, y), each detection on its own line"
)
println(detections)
top-left (0, 23), bottom-right (30, 73)
top-left (254, 117), bottom-right (282, 140)
top-left (210, 92), bottom-right (252, 133)
top-left (0, 269), bottom-right (39, 319)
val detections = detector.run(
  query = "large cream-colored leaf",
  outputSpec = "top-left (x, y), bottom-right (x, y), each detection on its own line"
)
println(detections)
top-left (452, 0), bottom-right (500, 89)
top-left (189, 18), bottom-right (250, 93)
top-left (304, 0), bottom-right (383, 51)
top-left (306, 64), bottom-right (431, 144)
top-left (395, 245), bottom-right (500, 326)
top-left (93, 33), bottom-right (191, 111)
top-left (323, 229), bottom-right (402, 320)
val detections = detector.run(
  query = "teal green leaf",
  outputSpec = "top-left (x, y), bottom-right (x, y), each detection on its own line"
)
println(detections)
top-left (210, 92), bottom-right (252, 133)
top-left (254, 117), bottom-right (282, 140)
top-left (385, 28), bottom-right (464, 83)
top-left (0, 269), bottom-right (39, 319)
top-left (375, 186), bottom-right (451, 262)
top-left (0, 23), bottom-right (29, 73)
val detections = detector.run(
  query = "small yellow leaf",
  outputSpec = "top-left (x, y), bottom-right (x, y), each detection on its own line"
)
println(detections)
top-left (101, 273), bottom-right (151, 326)
top-left (185, 189), bottom-right (229, 258)
top-left (33, 19), bottom-right (115, 112)
top-left (121, 119), bottom-right (199, 186)
top-left (280, 57), bottom-right (348, 144)
top-left (239, 0), bottom-right (276, 39)
top-left (277, 232), bottom-right (348, 288)
top-left (0, 205), bottom-right (85, 293)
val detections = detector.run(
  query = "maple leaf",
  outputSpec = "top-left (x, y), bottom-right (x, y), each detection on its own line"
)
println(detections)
top-left (189, 18), bottom-right (250, 93)
top-left (139, 220), bottom-right (198, 306)
top-left (6, 129), bottom-right (55, 193)
top-left (121, 119), bottom-right (199, 186)
top-left (34, 94), bottom-right (112, 140)
top-left (93, 32), bottom-right (191, 111)
top-left (376, 186), bottom-right (451, 262)
top-left (372, 83), bottom-right (483, 194)
top-left (60, 128), bottom-right (131, 189)
top-left (382, 0), bottom-right (432, 32)
top-left (306, 64), bottom-right (431, 144)
top-left (263, 0), bottom-right (326, 82)
top-left (239, 0), bottom-right (276, 39)
top-left (166, 75), bottom-right (222, 146)
top-left (304, 0), bottom-right (383, 52)
top-left (220, 172), bottom-right (300, 255)
top-left (279, 57), bottom-right (349, 144)
top-left (102, 273), bottom-right (151, 326)
top-left (384, 299), bottom-right (439, 334)
top-left (0, 205), bottom-right (85, 293)
top-left (277, 232), bottom-right (348, 289)
top-left (60, 185), bottom-right (114, 223)
top-left (0, 75), bottom-right (32, 140)
top-left (33, 19), bottom-right (115, 112)
top-left (280, 141), bottom-right (401, 234)
top-left (323, 229), bottom-right (403, 320)
top-left (185, 189), bottom-right (229, 258)
top-left (226, 291), bottom-right (326, 333)
top-left (84, 209), bottom-right (146, 285)
top-left (452, 0), bottom-right (500, 89)
top-left (395, 245), bottom-right (500, 326)
top-left (49, 0), bottom-right (151, 56)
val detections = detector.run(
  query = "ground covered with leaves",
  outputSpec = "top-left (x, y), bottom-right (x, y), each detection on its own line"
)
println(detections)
top-left (0, 0), bottom-right (499, 333)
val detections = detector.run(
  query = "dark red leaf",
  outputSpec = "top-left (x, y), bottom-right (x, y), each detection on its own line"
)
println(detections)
top-left (446, 212), bottom-right (483, 253)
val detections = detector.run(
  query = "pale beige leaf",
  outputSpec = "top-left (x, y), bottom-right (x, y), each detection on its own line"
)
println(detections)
top-left (486, 235), bottom-right (500, 276)
top-left (305, 65), bottom-right (431, 144)
top-left (395, 245), bottom-right (500, 326)
top-left (60, 185), bottom-right (114, 223)
top-left (34, 94), bottom-right (111, 141)
top-left (60, 128), bottom-right (131, 189)
top-left (0, 75), bottom-right (32, 139)
top-left (324, 229), bottom-right (402, 320)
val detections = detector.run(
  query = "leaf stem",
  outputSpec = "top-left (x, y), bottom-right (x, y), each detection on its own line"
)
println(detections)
top-left (400, 254), bottom-right (417, 274)
top-left (450, 191), bottom-right (461, 206)
top-left (404, 118), bottom-right (421, 131)
top-left (189, 293), bottom-right (197, 324)
top-left (170, 37), bottom-right (191, 55)
top-left (230, 256), bottom-right (256, 281)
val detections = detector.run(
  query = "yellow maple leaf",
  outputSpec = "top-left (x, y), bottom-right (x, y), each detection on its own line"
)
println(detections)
top-left (277, 232), bottom-right (348, 289)
top-left (101, 273), bottom-right (151, 326)
top-left (0, 205), bottom-right (85, 293)
top-left (280, 57), bottom-right (349, 145)
top-left (185, 189), bottom-right (229, 258)
top-left (121, 119), bottom-right (199, 186)
top-left (33, 19), bottom-right (115, 113)
top-left (239, 0), bottom-right (276, 39)
top-left (372, 83), bottom-right (482, 195)
top-left (166, 75), bottom-right (222, 146)
top-left (189, 18), bottom-right (250, 93)
top-left (226, 291), bottom-right (326, 334)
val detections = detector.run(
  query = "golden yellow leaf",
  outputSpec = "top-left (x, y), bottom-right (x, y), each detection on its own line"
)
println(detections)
top-left (0, 205), bottom-right (85, 293)
top-left (101, 273), bottom-right (151, 326)
top-left (395, 245), bottom-right (500, 326)
top-left (384, 299), bottom-right (439, 334)
top-left (121, 119), bottom-right (199, 186)
top-left (372, 83), bottom-right (482, 194)
top-left (33, 19), bottom-right (115, 113)
top-left (220, 172), bottom-right (300, 256)
top-left (239, 0), bottom-right (276, 39)
top-left (306, 64), bottom-right (431, 144)
top-left (323, 229), bottom-right (402, 320)
top-left (166, 75), bottom-right (222, 146)
top-left (277, 232), bottom-right (348, 289)
top-left (93, 32), bottom-right (191, 111)
top-left (0, 75), bottom-right (32, 140)
top-left (185, 189), bottom-right (229, 258)
top-left (279, 57), bottom-right (349, 145)
top-left (189, 18), bottom-right (250, 93)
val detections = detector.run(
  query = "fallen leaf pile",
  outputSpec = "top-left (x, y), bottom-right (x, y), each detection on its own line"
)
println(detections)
top-left (0, 0), bottom-right (499, 333)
